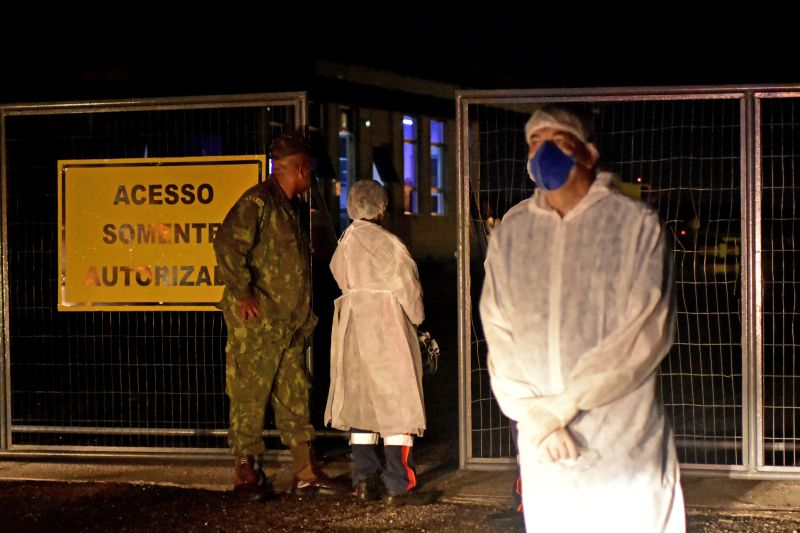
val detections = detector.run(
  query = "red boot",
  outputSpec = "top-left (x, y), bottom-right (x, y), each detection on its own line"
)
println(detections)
top-left (233, 456), bottom-right (274, 501)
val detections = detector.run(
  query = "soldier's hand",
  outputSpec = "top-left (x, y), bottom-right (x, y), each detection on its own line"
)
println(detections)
top-left (235, 296), bottom-right (259, 321)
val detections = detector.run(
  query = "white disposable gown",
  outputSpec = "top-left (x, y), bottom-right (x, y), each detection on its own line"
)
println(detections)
top-left (480, 172), bottom-right (685, 532)
top-left (325, 219), bottom-right (426, 437)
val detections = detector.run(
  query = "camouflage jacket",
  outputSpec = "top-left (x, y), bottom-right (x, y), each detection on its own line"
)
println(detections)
top-left (214, 177), bottom-right (317, 340)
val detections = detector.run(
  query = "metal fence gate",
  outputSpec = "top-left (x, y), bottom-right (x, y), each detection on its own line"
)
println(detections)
top-left (457, 86), bottom-right (800, 477)
top-left (0, 93), bottom-right (307, 457)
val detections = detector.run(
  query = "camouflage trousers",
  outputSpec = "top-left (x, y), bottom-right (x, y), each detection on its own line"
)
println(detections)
top-left (223, 307), bottom-right (316, 457)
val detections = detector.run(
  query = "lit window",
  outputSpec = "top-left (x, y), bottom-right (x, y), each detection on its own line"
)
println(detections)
top-left (403, 115), bottom-right (418, 214)
top-left (430, 120), bottom-right (445, 215)
top-left (339, 109), bottom-right (355, 230)
top-left (372, 164), bottom-right (385, 186)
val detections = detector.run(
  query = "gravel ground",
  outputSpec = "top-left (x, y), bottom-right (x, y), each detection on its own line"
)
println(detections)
top-left (686, 509), bottom-right (800, 533)
top-left (0, 481), bottom-right (521, 532)
top-left (3, 480), bottom-right (800, 532)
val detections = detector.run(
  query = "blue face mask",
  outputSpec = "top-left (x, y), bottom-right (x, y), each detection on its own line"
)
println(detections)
top-left (527, 140), bottom-right (575, 191)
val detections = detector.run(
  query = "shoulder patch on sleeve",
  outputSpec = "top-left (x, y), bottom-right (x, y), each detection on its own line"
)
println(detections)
top-left (245, 195), bottom-right (265, 207)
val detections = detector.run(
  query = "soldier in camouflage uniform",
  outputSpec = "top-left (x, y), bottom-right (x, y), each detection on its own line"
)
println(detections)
top-left (214, 133), bottom-right (349, 500)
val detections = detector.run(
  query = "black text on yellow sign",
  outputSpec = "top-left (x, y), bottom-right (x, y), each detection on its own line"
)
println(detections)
top-left (57, 156), bottom-right (266, 311)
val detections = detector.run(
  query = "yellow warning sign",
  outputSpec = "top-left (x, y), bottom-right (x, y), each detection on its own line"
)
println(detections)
top-left (57, 156), bottom-right (266, 311)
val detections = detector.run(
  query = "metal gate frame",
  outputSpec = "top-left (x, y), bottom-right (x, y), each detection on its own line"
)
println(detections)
top-left (457, 85), bottom-right (800, 478)
top-left (0, 93), bottom-right (312, 459)
top-left (752, 89), bottom-right (800, 477)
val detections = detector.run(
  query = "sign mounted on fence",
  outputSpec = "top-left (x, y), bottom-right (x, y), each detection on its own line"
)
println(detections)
top-left (57, 156), bottom-right (266, 311)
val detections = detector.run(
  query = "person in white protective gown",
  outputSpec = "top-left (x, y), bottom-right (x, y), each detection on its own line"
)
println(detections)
top-left (325, 180), bottom-right (435, 506)
top-left (480, 106), bottom-right (685, 532)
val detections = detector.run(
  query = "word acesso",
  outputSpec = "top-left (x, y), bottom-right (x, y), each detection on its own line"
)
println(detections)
top-left (113, 182), bottom-right (214, 206)
top-left (103, 183), bottom-right (220, 245)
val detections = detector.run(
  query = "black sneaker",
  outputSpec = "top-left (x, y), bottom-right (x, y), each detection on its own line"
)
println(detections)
top-left (486, 508), bottom-right (524, 528)
top-left (354, 473), bottom-right (384, 502)
top-left (385, 489), bottom-right (440, 506)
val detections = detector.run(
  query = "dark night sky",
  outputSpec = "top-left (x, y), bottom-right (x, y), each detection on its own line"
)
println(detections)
top-left (314, 6), bottom-right (798, 89)
top-left (0, 6), bottom-right (797, 103)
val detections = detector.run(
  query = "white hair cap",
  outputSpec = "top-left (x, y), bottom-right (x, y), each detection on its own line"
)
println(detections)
top-left (347, 180), bottom-right (388, 220)
top-left (524, 107), bottom-right (591, 146)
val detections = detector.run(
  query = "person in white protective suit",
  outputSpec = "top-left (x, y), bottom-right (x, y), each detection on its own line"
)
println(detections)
top-left (325, 180), bottom-right (436, 506)
top-left (480, 105), bottom-right (685, 532)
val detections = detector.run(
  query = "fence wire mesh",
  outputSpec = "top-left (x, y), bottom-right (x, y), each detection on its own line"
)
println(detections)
top-left (760, 96), bottom-right (800, 468)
